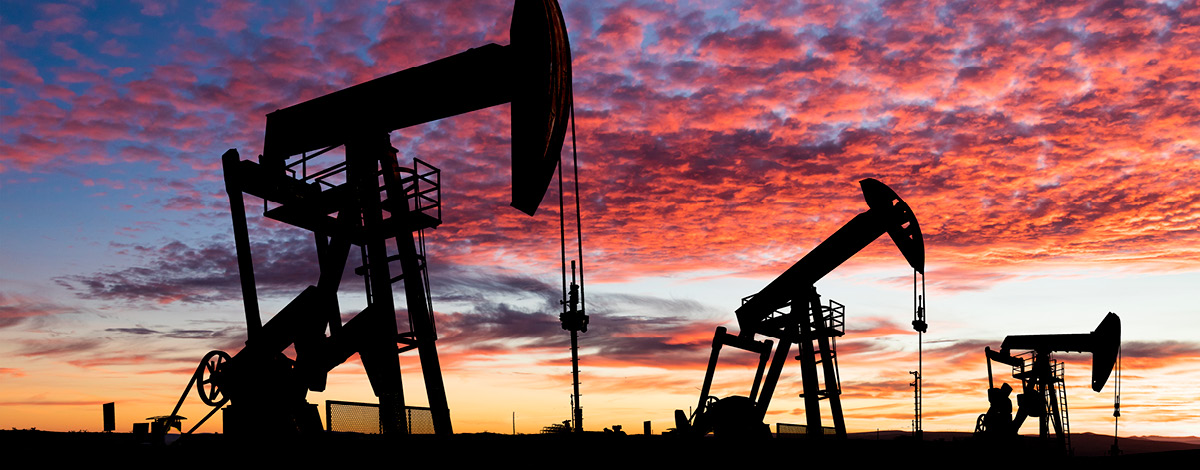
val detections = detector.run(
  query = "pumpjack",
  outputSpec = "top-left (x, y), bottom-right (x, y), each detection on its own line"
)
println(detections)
top-left (163, 0), bottom-right (573, 437)
top-left (975, 312), bottom-right (1121, 453)
top-left (675, 178), bottom-right (925, 438)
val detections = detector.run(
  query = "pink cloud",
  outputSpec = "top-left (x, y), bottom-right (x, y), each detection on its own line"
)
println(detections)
top-left (33, 4), bottom-right (88, 33)
top-left (2, 0), bottom-right (1198, 290)
top-left (49, 42), bottom-right (105, 71)
top-left (1, 55), bottom-right (44, 87)
top-left (99, 38), bottom-right (132, 57)
top-left (132, 0), bottom-right (171, 17)
top-left (199, 0), bottom-right (255, 35)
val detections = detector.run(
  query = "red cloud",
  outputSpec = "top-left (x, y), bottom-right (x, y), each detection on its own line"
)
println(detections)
top-left (3, 1), bottom-right (1200, 436)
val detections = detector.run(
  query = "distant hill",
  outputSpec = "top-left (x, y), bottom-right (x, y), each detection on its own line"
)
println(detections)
top-left (843, 430), bottom-right (1200, 456)
top-left (1133, 435), bottom-right (1200, 446)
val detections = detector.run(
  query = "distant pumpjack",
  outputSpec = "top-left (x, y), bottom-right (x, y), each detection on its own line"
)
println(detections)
top-left (163, 0), bottom-right (574, 437)
top-left (975, 312), bottom-right (1121, 453)
top-left (675, 178), bottom-right (924, 438)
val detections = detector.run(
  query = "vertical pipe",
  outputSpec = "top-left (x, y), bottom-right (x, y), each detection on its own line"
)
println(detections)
top-left (571, 328), bottom-right (582, 432)
top-left (918, 329), bottom-right (923, 436)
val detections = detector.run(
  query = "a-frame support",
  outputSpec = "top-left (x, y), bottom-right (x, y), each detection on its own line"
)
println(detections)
top-left (792, 287), bottom-right (846, 437)
top-left (218, 134), bottom-right (453, 435)
top-left (688, 287), bottom-right (846, 438)
top-left (345, 133), bottom-right (452, 434)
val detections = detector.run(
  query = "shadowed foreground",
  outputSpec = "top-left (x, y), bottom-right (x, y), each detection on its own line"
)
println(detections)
top-left (4, 429), bottom-right (1197, 465)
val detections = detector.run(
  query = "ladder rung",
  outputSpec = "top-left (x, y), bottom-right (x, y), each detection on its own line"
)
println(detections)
top-left (354, 254), bottom-right (426, 277)
top-left (796, 350), bottom-right (836, 361)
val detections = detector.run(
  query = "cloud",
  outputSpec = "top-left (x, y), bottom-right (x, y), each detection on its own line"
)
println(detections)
top-left (4, 0), bottom-right (1198, 293)
top-left (33, 4), bottom-right (88, 34)
top-left (0, 54), bottom-right (44, 87)
top-left (1120, 340), bottom-right (1200, 369)
top-left (132, 0), bottom-right (171, 17)
top-left (105, 327), bottom-right (159, 335)
top-left (199, 0), bottom-right (256, 35)
top-left (0, 399), bottom-right (111, 407)
top-left (424, 266), bottom-right (727, 370)
top-left (0, 368), bottom-right (26, 377)
top-left (56, 232), bottom-right (321, 306)
top-left (919, 339), bottom-right (1003, 370)
top-left (66, 353), bottom-right (182, 369)
top-left (15, 338), bottom-right (106, 358)
top-left (104, 326), bottom-right (242, 340)
top-left (2, 1), bottom-right (1199, 435)
top-left (0, 293), bottom-right (75, 329)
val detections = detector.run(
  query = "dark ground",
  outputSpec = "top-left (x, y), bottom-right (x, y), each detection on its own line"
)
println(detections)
top-left (3, 429), bottom-right (1197, 466)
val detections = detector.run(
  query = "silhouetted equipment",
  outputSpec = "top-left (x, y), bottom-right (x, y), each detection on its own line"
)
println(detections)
top-left (148, 415), bottom-right (184, 438)
top-left (912, 270), bottom-right (926, 439)
top-left (1110, 347), bottom-right (1123, 456)
top-left (165, 0), bottom-right (574, 438)
top-left (909, 370), bottom-right (921, 438)
top-left (103, 402), bottom-right (115, 432)
top-left (542, 419), bottom-right (572, 434)
top-left (325, 400), bottom-right (434, 434)
top-left (260, 0), bottom-right (570, 216)
top-left (975, 312), bottom-right (1122, 453)
top-left (561, 260), bottom-right (588, 431)
top-left (675, 179), bottom-right (925, 438)
top-left (154, 350), bottom-right (228, 440)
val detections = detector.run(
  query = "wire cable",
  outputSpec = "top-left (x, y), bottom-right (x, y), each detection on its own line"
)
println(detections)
top-left (571, 99), bottom-right (585, 312)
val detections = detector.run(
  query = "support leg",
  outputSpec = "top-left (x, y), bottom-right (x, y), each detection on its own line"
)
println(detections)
top-left (812, 297), bottom-right (846, 437)
top-left (755, 336), bottom-right (793, 422)
top-left (346, 134), bottom-right (407, 434)
top-left (796, 290), bottom-right (824, 436)
top-left (222, 149), bottom-right (262, 338)
top-left (696, 326), bottom-right (726, 420)
top-left (380, 149), bottom-right (453, 435)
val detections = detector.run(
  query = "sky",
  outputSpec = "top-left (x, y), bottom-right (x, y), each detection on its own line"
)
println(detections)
top-left (2, 0), bottom-right (1199, 438)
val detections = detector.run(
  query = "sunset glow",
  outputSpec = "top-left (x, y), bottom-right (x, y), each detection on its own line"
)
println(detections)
top-left (2, 0), bottom-right (1199, 438)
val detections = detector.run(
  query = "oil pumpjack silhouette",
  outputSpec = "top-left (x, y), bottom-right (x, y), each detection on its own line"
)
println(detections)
top-left (153, 0), bottom-right (1127, 445)
top-left (976, 312), bottom-right (1122, 453)
top-left (676, 178), bottom-right (926, 438)
top-left (670, 179), bottom-right (1123, 446)
top-left (163, 0), bottom-right (574, 436)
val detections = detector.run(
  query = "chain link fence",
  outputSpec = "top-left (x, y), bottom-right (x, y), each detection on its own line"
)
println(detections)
top-left (776, 422), bottom-right (806, 438)
top-left (775, 422), bottom-right (838, 438)
top-left (326, 400), bottom-right (435, 434)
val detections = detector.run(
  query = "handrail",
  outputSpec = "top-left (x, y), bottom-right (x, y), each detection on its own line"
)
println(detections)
top-left (286, 144), bottom-right (340, 169)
